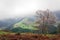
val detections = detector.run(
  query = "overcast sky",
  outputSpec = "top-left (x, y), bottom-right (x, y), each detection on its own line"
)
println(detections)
top-left (0, 0), bottom-right (60, 20)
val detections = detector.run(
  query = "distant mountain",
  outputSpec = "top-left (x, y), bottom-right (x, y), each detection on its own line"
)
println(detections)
top-left (11, 16), bottom-right (38, 30)
top-left (53, 10), bottom-right (60, 21)
top-left (0, 17), bottom-right (24, 30)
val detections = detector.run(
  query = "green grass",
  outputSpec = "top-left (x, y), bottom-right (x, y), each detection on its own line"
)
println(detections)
top-left (13, 18), bottom-right (38, 30)
top-left (0, 31), bottom-right (6, 34)
top-left (0, 31), bottom-right (11, 35)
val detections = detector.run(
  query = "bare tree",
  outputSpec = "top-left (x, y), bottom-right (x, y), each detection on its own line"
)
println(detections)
top-left (34, 9), bottom-right (56, 34)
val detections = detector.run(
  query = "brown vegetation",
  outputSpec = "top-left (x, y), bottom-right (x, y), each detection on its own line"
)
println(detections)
top-left (0, 33), bottom-right (60, 40)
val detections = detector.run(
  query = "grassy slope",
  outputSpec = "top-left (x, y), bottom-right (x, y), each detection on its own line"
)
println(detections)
top-left (13, 18), bottom-right (38, 30)
top-left (12, 17), bottom-right (57, 34)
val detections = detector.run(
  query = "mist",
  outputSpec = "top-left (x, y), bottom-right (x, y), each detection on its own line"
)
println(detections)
top-left (0, 0), bottom-right (60, 20)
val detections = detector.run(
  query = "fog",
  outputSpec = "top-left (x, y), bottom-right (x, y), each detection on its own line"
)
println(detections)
top-left (0, 0), bottom-right (60, 20)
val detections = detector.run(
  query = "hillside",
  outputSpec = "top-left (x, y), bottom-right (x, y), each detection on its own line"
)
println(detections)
top-left (13, 17), bottom-right (38, 30)
top-left (10, 16), bottom-right (57, 34)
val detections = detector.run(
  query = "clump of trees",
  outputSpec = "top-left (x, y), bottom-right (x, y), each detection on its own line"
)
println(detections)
top-left (34, 9), bottom-right (56, 34)
top-left (57, 23), bottom-right (60, 34)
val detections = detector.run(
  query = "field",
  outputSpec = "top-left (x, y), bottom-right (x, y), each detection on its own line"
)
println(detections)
top-left (0, 32), bottom-right (60, 40)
